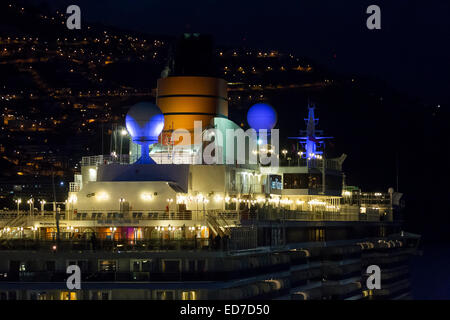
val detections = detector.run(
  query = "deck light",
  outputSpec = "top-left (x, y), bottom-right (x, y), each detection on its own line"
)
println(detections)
top-left (96, 192), bottom-right (109, 201)
top-left (141, 193), bottom-right (152, 201)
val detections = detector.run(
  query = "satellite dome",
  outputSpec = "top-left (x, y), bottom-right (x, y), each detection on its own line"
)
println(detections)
top-left (247, 103), bottom-right (277, 131)
top-left (125, 102), bottom-right (164, 143)
top-left (125, 102), bottom-right (164, 164)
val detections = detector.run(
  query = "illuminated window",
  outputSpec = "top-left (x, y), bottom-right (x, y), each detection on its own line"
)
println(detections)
top-left (363, 290), bottom-right (374, 297)
top-left (60, 291), bottom-right (77, 300)
top-left (98, 260), bottom-right (117, 272)
top-left (131, 259), bottom-right (152, 272)
top-left (88, 168), bottom-right (97, 181)
top-left (156, 290), bottom-right (174, 300)
top-left (309, 228), bottom-right (325, 241)
top-left (308, 174), bottom-right (321, 189)
top-left (283, 174), bottom-right (308, 189)
top-left (269, 175), bottom-right (282, 190)
top-left (181, 291), bottom-right (197, 300)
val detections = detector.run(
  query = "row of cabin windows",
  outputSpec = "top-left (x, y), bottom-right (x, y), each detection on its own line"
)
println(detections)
top-left (4, 290), bottom-right (196, 300)
top-left (8, 259), bottom-right (207, 273)
top-left (283, 173), bottom-right (342, 190)
top-left (59, 290), bottom-right (196, 300)
top-left (97, 259), bottom-right (206, 273)
top-left (158, 290), bottom-right (196, 300)
top-left (29, 291), bottom-right (111, 300)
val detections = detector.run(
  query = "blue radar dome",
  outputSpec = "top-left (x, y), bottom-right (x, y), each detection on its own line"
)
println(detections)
top-left (247, 103), bottom-right (277, 131)
top-left (125, 102), bottom-right (164, 164)
top-left (126, 102), bottom-right (164, 143)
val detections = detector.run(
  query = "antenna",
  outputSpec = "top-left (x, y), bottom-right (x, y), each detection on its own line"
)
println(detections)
top-left (288, 106), bottom-right (332, 159)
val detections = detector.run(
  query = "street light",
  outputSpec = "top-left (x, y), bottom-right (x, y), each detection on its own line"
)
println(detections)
top-left (287, 156), bottom-right (292, 166)
top-left (31, 226), bottom-right (37, 239)
top-left (15, 198), bottom-right (21, 215)
top-left (202, 198), bottom-right (209, 215)
top-left (297, 151), bottom-right (303, 165)
top-left (109, 227), bottom-right (117, 241)
top-left (40, 200), bottom-right (46, 214)
top-left (119, 198), bottom-right (125, 213)
top-left (27, 199), bottom-right (34, 216)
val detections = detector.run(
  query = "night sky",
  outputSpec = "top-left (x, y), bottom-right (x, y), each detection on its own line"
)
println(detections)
top-left (32, 0), bottom-right (450, 107)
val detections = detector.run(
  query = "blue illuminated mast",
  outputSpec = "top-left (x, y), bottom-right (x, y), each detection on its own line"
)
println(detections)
top-left (289, 104), bottom-right (332, 159)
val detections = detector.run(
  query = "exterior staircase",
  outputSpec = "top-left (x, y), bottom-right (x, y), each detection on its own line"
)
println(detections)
top-left (206, 212), bottom-right (232, 237)
top-left (1, 215), bottom-right (29, 235)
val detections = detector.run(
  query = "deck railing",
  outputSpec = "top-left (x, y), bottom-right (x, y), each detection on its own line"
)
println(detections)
top-left (0, 238), bottom-right (213, 252)
top-left (0, 206), bottom-right (391, 226)
top-left (209, 208), bottom-right (385, 222)
top-left (81, 154), bottom-right (132, 166)
top-left (277, 158), bottom-right (342, 170)
top-left (253, 210), bottom-right (381, 222)
top-left (79, 154), bottom-right (344, 169)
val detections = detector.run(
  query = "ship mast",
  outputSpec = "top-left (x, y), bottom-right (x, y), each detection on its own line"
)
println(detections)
top-left (288, 104), bottom-right (333, 194)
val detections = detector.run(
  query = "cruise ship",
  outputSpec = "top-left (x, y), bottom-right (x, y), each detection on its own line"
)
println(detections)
top-left (0, 34), bottom-right (420, 301)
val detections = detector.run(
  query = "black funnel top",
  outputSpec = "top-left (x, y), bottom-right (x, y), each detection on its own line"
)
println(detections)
top-left (171, 33), bottom-right (216, 77)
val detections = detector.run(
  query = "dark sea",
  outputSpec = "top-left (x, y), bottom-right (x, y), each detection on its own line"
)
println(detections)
top-left (410, 244), bottom-right (450, 299)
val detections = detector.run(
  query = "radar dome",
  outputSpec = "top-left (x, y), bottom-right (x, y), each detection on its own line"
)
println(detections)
top-left (247, 103), bottom-right (277, 131)
top-left (125, 102), bottom-right (164, 143)
top-left (125, 102), bottom-right (164, 164)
